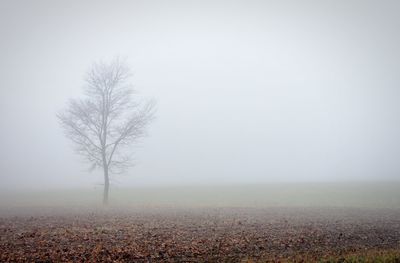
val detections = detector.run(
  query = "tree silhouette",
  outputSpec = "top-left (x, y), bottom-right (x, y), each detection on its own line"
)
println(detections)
top-left (58, 58), bottom-right (155, 204)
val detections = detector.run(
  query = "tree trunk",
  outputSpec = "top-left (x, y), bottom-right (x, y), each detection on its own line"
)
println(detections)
top-left (103, 163), bottom-right (110, 205)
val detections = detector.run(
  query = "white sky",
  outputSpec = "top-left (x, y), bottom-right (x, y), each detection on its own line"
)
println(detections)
top-left (1, 0), bottom-right (400, 189)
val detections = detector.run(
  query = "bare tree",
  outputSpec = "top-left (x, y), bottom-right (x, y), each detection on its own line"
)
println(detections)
top-left (58, 58), bottom-right (156, 205)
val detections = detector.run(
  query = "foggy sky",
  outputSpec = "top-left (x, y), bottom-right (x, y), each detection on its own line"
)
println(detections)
top-left (1, 0), bottom-right (400, 190)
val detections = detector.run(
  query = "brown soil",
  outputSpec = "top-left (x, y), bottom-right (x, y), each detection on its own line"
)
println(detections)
top-left (1, 207), bottom-right (399, 262)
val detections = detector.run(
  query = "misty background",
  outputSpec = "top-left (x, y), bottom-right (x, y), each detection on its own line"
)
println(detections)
top-left (1, 0), bottom-right (400, 191)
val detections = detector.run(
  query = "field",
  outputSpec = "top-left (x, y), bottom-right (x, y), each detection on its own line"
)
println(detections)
top-left (1, 183), bottom-right (400, 262)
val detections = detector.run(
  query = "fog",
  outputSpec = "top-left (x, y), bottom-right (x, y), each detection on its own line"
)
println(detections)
top-left (1, 0), bottom-right (400, 192)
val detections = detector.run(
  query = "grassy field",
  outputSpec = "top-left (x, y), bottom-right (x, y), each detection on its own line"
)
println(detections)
top-left (1, 182), bottom-right (399, 209)
top-left (318, 249), bottom-right (400, 263)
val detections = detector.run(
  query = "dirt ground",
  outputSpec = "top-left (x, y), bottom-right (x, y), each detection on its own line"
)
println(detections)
top-left (1, 207), bottom-right (400, 262)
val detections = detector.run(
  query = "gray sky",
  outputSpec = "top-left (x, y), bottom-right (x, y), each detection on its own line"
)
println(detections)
top-left (1, 0), bottom-right (400, 190)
